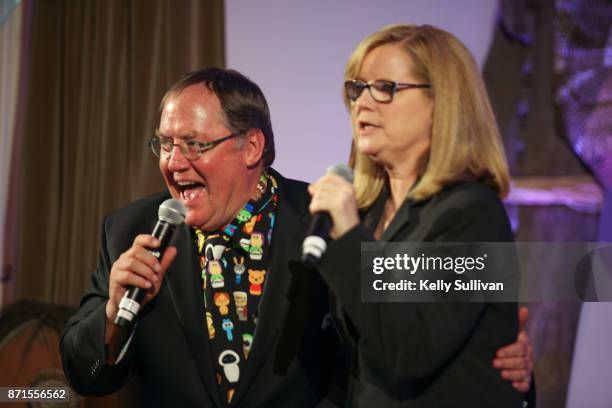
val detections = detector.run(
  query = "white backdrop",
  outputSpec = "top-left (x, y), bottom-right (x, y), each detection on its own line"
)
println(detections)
top-left (225, 0), bottom-right (498, 182)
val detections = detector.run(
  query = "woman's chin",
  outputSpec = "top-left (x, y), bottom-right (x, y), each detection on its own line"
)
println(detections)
top-left (356, 140), bottom-right (380, 158)
top-left (356, 143), bottom-right (389, 166)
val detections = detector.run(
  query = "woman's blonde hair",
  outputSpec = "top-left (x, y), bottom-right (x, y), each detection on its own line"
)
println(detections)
top-left (345, 24), bottom-right (509, 209)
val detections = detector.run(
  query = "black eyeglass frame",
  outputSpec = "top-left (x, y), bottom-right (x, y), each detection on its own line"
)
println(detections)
top-left (344, 79), bottom-right (431, 103)
top-left (148, 132), bottom-right (242, 160)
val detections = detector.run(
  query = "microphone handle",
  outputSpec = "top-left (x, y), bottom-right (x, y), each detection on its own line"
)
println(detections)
top-left (114, 220), bottom-right (176, 328)
top-left (302, 212), bottom-right (332, 264)
top-left (305, 211), bottom-right (332, 238)
top-left (149, 220), bottom-right (175, 260)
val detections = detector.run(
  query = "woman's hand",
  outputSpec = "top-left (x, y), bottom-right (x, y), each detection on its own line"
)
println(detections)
top-left (308, 173), bottom-right (360, 240)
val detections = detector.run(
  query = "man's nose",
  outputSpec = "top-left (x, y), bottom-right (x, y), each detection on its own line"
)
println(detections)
top-left (166, 145), bottom-right (190, 171)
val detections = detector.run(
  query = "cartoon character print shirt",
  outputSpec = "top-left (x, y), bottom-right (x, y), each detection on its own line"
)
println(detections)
top-left (194, 173), bottom-right (278, 405)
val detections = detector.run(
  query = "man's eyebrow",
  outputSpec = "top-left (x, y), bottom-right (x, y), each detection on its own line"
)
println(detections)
top-left (154, 129), bottom-right (201, 139)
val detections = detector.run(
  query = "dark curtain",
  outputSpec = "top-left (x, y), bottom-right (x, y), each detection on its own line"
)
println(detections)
top-left (12, 0), bottom-right (224, 305)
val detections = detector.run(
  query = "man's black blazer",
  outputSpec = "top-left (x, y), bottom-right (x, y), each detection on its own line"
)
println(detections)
top-left (60, 169), bottom-right (342, 407)
top-left (318, 181), bottom-right (524, 407)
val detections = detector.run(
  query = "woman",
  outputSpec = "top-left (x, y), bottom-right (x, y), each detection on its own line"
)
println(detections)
top-left (309, 24), bottom-right (525, 407)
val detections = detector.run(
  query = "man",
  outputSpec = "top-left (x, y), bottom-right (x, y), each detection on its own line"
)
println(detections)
top-left (60, 68), bottom-right (531, 407)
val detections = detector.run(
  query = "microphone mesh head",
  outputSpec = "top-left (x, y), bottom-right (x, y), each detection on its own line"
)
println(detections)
top-left (159, 199), bottom-right (186, 225)
top-left (326, 164), bottom-right (354, 183)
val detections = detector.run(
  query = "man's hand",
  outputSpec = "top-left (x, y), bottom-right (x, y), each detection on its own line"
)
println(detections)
top-left (105, 234), bottom-right (177, 344)
top-left (493, 306), bottom-right (533, 392)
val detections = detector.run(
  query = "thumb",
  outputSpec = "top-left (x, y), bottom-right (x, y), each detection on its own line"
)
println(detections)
top-left (307, 183), bottom-right (316, 195)
top-left (518, 306), bottom-right (529, 332)
top-left (158, 246), bottom-right (178, 278)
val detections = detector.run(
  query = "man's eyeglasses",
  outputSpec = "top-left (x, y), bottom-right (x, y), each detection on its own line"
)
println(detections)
top-left (148, 133), bottom-right (241, 161)
top-left (344, 79), bottom-right (431, 103)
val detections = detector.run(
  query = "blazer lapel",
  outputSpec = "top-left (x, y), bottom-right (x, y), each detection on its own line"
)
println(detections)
top-left (380, 198), bottom-right (417, 242)
top-left (165, 223), bottom-right (223, 407)
top-left (229, 176), bottom-right (309, 406)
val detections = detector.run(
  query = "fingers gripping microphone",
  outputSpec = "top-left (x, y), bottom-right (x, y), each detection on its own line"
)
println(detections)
top-left (302, 164), bottom-right (354, 264)
top-left (114, 199), bottom-right (186, 328)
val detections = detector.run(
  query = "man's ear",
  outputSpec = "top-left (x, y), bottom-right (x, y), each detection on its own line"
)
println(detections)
top-left (242, 128), bottom-right (265, 167)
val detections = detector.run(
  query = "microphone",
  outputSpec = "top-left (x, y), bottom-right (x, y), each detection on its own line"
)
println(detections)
top-left (114, 198), bottom-right (186, 328)
top-left (302, 164), bottom-right (354, 264)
